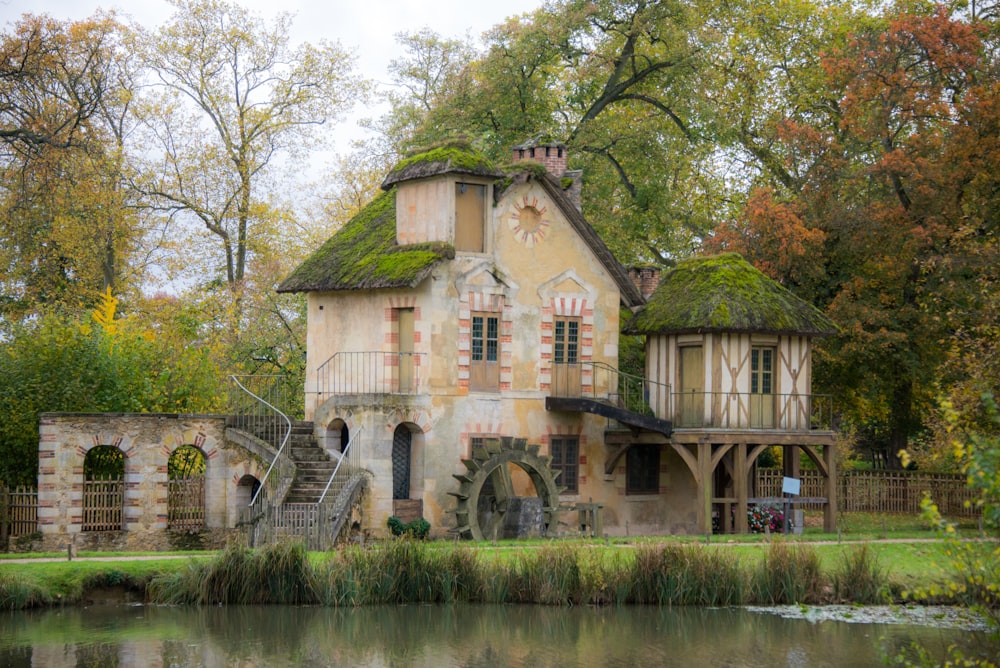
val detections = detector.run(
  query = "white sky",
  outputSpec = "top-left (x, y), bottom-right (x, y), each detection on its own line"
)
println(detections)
top-left (0, 0), bottom-right (543, 147)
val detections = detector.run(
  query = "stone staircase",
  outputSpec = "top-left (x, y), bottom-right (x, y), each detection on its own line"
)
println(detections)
top-left (283, 422), bottom-right (340, 504)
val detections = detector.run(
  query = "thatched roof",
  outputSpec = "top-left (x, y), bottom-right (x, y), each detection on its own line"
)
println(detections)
top-left (623, 253), bottom-right (838, 336)
top-left (276, 190), bottom-right (453, 293)
top-left (381, 141), bottom-right (503, 190)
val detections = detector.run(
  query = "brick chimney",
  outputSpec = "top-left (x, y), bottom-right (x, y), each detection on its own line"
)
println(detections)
top-left (511, 139), bottom-right (568, 176)
top-left (511, 138), bottom-right (583, 211)
top-left (628, 266), bottom-right (661, 300)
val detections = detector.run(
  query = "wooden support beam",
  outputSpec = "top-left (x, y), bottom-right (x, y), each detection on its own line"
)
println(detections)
top-left (735, 442), bottom-right (748, 534)
top-left (824, 443), bottom-right (838, 532)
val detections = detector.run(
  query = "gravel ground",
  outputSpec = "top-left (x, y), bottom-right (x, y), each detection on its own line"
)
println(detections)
top-left (745, 605), bottom-right (991, 631)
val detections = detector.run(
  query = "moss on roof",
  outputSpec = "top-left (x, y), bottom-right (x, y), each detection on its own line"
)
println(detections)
top-left (623, 253), bottom-right (838, 336)
top-left (381, 140), bottom-right (503, 189)
top-left (277, 189), bottom-right (453, 293)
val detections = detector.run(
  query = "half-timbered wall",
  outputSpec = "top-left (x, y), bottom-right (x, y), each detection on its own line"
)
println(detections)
top-left (645, 332), bottom-right (814, 430)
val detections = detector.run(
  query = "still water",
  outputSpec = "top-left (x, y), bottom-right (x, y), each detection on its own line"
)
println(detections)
top-left (0, 603), bottom-right (982, 667)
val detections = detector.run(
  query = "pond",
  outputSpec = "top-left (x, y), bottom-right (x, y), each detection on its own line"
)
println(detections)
top-left (0, 603), bottom-right (987, 667)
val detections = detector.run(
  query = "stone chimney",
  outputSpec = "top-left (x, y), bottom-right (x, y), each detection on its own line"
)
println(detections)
top-left (628, 266), bottom-right (661, 300)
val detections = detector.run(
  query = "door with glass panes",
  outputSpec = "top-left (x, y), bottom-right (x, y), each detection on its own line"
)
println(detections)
top-left (750, 346), bottom-right (775, 428)
top-left (552, 317), bottom-right (581, 396)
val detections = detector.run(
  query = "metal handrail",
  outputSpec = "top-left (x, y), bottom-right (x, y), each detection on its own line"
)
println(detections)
top-left (315, 351), bottom-right (425, 403)
top-left (318, 425), bottom-right (362, 505)
top-left (230, 375), bottom-right (293, 507)
top-left (548, 360), bottom-right (670, 417)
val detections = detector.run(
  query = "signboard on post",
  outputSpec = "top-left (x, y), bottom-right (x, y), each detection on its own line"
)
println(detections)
top-left (782, 477), bottom-right (800, 534)
top-left (782, 477), bottom-right (801, 496)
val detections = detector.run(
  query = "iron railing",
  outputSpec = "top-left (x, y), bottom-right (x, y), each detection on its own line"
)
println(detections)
top-left (670, 391), bottom-right (833, 431)
top-left (319, 426), bottom-right (362, 504)
top-left (548, 361), bottom-right (670, 418)
top-left (315, 351), bottom-right (424, 404)
top-left (229, 375), bottom-right (293, 508)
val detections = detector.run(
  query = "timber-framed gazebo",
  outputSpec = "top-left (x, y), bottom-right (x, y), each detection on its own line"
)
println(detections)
top-left (621, 253), bottom-right (840, 534)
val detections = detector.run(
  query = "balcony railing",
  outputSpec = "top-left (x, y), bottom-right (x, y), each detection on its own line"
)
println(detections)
top-left (548, 361), bottom-right (669, 418)
top-left (316, 351), bottom-right (424, 405)
top-left (669, 391), bottom-right (832, 431)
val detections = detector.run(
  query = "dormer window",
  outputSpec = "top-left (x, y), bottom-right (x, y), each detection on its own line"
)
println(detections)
top-left (455, 182), bottom-right (486, 252)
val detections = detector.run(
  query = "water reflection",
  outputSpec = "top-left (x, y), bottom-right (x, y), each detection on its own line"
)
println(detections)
top-left (0, 604), bottom-right (981, 667)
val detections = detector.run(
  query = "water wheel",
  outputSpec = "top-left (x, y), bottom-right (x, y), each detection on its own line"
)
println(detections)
top-left (449, 436), bottom-right (565, 540)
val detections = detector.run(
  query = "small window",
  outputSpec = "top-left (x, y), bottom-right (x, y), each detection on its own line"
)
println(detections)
top-left (626, 445), bottom-right (660, 495)
top-left (550, 436), bottom-right (579, 494)
top-left (455, 182), bottom-right (486, 252)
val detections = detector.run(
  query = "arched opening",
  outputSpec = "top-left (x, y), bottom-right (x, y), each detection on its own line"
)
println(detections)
top-left (391, 424), bottom-right (424, 524)
top-left (235, 474), bottom-right (261, 509)
top-left (168, 445), bottom-right (206, 529)
top-left (325, 418), bottom-right (350, 454)
top-left (82, 445), bottom-right (125, 531)
top-left (392, 426), bottom-right (412, 500)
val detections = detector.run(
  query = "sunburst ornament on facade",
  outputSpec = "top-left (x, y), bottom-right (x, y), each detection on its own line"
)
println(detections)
top-left (506, 196), bottom-right (551, 247)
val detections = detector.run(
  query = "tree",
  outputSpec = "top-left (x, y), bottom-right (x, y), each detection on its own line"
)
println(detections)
top-left (396, 0), bottom-right (722, 265)
top-left (0, 292), bottom-right (225, 486)
top-left (0, 13), bottom-right (144, 325)
top-left (134, 0), bottom-right (363, 290)
top-left (709, 4), bottom-right (1000, 464)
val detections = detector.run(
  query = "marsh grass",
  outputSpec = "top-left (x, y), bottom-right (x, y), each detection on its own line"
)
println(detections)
top-left (832, 543), bottom-right (891, 603)
top-left (754, 541), bottom-right (824, 604)
top-left (5, 537), bottom-right (966, 610)
top-left (150, 541), bottom-right (315, 605)
top-left (0, 570), bottom-right (50, 610)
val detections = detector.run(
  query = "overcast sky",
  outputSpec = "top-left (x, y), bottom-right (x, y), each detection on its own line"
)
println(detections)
top-left (0, 0), bottom-right (543, 148)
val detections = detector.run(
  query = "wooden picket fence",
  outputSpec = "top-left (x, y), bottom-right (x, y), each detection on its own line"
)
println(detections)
top-left (82, 476), bottom-right (124, 531)
top-left (756, 469), bottom-right (979, 516)
top-left (1, 486), bottom-right (38, 542)
top-left (168, 476), bottom-right (206, 529)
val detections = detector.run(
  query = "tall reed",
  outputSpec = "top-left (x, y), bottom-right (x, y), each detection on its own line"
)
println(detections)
top-left (753, 541), bottom-right (823, 604)
top-left (150, 541), bottom-right (316, 604)
top-left (832, 543), bottom-right (890, 603)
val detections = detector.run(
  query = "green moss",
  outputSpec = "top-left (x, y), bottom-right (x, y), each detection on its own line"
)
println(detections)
top-left (623, 253), bottom-right (838, 336)
top-left (383, 140), bottom-right (501, 187)
top-left (278, 189), bottom-right (453, 293)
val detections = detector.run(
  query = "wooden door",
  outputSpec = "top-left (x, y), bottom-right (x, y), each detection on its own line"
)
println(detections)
top-left (678, 346), bottom-right (704, 427)
top-left (552, 317), bottom-right (581, 396)
top-left (470, 313), bottom-right (499, 391)
top-left (750, 346), bottom-right (775, 428)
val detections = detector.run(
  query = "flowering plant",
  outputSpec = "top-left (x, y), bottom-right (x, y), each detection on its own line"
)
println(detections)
top-left (746, 504), bottom-right (785, 533)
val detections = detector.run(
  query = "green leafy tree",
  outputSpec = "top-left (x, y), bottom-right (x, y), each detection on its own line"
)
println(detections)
top-left (0, 294), bottom-right (224, 487)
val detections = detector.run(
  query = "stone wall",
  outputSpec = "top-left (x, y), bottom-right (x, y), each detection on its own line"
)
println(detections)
top-left (37, 413), bottom-right (268, 551)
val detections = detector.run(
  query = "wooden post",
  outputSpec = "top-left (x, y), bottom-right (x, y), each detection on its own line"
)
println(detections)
top-left (697, 441), bottom-right (713, 535)
top-left (824, 443), bottom-right (838, 532)
top-left (735, 443), bottom-right (748, 534)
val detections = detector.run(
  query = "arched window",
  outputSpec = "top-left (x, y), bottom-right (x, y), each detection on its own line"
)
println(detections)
top-left (82, 445), bottom-right (124, 531)
top-left (168, 445), bottom-right (206, 529)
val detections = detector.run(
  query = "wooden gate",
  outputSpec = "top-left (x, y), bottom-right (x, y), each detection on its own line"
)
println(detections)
top-left (168, 476), bottom-right (206, 529)
top-left (82, 476), bottom-right (124, 531)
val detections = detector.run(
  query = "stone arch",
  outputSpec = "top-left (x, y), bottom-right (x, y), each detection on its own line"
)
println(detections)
top-left (167, 444), bottom-right (207, 529)
top-left (82, 444), bottom-right (125, 531)
top-left (324, 417), bottom-right (353, 457)
top-left (235, 474), bottom-right (262, 510)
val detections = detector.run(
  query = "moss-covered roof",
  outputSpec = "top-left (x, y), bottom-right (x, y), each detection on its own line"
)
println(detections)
top-left (622, 253), bottom-right (838, 336)
top-left (276, 189), bottom-right (453, 294)
top-left (381, 140), bottom-right (503, 190)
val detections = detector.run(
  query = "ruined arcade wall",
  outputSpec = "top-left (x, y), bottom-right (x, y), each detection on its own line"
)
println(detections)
top-left (35, 413), bottom-right (266, 552)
